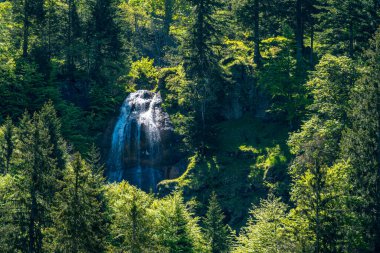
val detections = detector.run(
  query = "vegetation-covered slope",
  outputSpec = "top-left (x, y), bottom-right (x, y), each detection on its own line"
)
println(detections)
top-left (0, 0), bottom-right (380, 252)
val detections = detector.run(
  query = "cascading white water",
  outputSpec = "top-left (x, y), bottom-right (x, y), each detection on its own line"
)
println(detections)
top-left (107, 90), bottom-right (167, 191)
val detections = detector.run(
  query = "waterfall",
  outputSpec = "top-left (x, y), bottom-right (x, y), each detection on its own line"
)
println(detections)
top-left (107, 90), bottom-right (168, 191)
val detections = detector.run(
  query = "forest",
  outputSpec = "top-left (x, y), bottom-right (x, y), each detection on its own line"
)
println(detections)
top-left (0, 0), bottom-right (380, 252)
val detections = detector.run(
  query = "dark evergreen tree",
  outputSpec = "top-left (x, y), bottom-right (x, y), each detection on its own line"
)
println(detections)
top-left (108, 183), bottom-right (156, 252)
top-left (0, 117), bottom-right (14, 174)
top-left (168, 195), bottom-right (195, 252)
top-left (90, 0), bottom-right (121, 86)
top-left (66, 0), bottom-right (82, 79)
top-left (341, 29), bottom-right (380, 252)
top-left (164, 0), bottom-right (175, 40)
top-left (203, 192), bottom-right (231, 253)
top-left (316, 0), bottom-right (378, 57)
top-left (47, 152), bottom-right (109, 252)
top-left (17, 111), bottom-right (57, 253)
top-left (183, 0), bottom-right (223, 151)
top-left (289, 55), bottom-right (358, 252)
top-left (235, 0), bottom-right (262, 67)
top-left (38, 101), bottom-right (66, 172)
top-left (86, 143), bottom-right (103, 174)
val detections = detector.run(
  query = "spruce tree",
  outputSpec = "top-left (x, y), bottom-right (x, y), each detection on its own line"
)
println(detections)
top-left (90, 0), bottom-right (121, 86)
top-left (203, 192), bottom-right (231, 253)
top-left (341, 29), bottom-right (380, 252)
top-left (17, 111), bottom-right (57, 253)
top-left (156, 192), bottom-right (207, 252)
top-left (48, 153), bottom-right (109, 253)
top-left (235, 0), bottom-right (262, 67)
top-left (233, 194), bottom-right (298, 253)
top-left (183, 0), bottom-right (223, 151)
top-left (38, 101), bottom-right (66, 172)
top-left (108, 183), bottom-right (155, 252)
top-left (0, 117), bottom-right (14, 174)
top-left (316, 0), bottom-right (376, 57)
top-left (86, 143), bottom-right (103, 174)
top-left (288, 55), bottom-right (358, 252)
top-left (168, 194), bottom-right (195, 252)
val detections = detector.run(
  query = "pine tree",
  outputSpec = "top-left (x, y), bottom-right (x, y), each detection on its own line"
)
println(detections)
top-left (288, 55), bottom-right (358, 252)
top-left (316, 0), bottom-right (376, 57)
top-left (0, 117), bottom-right (14, 174)
top-left (233, 194), bottom-right (298, 253)
top-left (17, 111), bottom-right (57, 253)
top-left (0, 174), bottom-right (22, 253)
top-left (235, 0), bottom-right (262, 67)
top-left (156, 192), bottom-right (207, 252)
top-left (203, 192), bottom-right (231, 253)
top-left (167, 194), bottom-right (196, 252)
top-left (90, 0), bottom-right (121, 86)
top-left (164, 0), bottom-right (175, 40)
top-left (341, 28), bottom-right (380, 252)
top-left (47, 153), bottom-right (109, 252)
top-left (66, 0), bottom-right (82, 79)
top-left (86, 143), bottom-right (103, 174)
top-left (183, 0), bottom-right (223, 151)
top-left (108, 182), bottom-right (156, 252)
top-left (38, 101), bottom-right (66, 172)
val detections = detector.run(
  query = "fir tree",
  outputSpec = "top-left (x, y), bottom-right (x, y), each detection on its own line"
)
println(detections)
top-left (341, 28), bottom-right (380, 252)
top-left (288, 55), bottom-right (359, 252)
top-left (156, 192), bottom-right (207, 252)
top-left (47, 153), bottom-right (109, 252)
top-left (108, 183), bottom-right (155, 252)
top-left (17, 111), bottom-right (57, 253)
top-left (183, 0), bottom-right (223, 151)
top-left (38, 101), bottom-right (66, 172)
top-left (233, 194), bottom-right (298, 253)
top-left (0, 117), bottom-right (14, 174)
top-left (203, 192), bottom-right (232, 253)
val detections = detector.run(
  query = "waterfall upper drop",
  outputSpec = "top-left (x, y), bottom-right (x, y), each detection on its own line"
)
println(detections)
top-left (107, 90), bottom-right (173, 191)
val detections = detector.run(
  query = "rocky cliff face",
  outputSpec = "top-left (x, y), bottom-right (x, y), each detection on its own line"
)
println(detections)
top-left (106, 90), bottom-right (178, 191)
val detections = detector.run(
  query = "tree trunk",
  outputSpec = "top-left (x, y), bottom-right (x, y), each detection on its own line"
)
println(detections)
top-left (28, 172), bottom-right (38, 253)
top-left (23, 0), bottom-right (29, 58)
top-left (296, 0), bottom-right (304, 65)
top-left (68, 0), bottom-right (74, 80)
top-left (253, 0), bottom-right (261, 68)
top-left (349, 21), bottom-right (354, 58)
top-left (374, 67), bottom-right (380, 253)
top-left (164, 0), bottom-right (173, 41)
top-left (310, 24), bottom-right (314, 67)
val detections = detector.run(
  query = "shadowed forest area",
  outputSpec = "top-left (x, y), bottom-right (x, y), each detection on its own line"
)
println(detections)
top-left (1, 0), bottom-right (380, 252)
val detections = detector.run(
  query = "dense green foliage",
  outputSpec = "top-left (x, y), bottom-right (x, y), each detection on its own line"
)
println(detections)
top-left (1, 0), bottom-right (380, 252)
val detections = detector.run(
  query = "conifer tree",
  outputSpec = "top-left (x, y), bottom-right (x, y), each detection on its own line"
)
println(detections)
top-left (167, 194), bottom-right (196, 252)
top-left (341, 29), bottom-right (380, 252)
top-left (66, 0), bottom-right (82, 79)
top-left (86, 143), bottom-right (103, 173)
top-left (233, 194), bottom-right (298, 253)
top-left (203, 192), bottom-right (232, 253)
top-left (183, 0), bottom-right (223, 151)
top-left (288, 55), bottom-right (358, 252)
top-left (38, 101), bottom-right (66, 172)
top-left (47, 153), bottom-right (109, 253)
top-left (156, 192), bottom-right (207, 252)
top-left (17, 111), bottom-right (57, 253)
top-left (235, 0), bottom-right (262, 67)
top-left (316, 0), bottom-right (376, 57)
top-left (90, 0), bottom-right (121, 86)
top-left (108, 183), bottom-right (155, 252)
top-left (0, 117), bottom-right (14, 174)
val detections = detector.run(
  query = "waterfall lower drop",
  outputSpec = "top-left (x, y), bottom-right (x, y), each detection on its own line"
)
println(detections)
top-left (107, 90), bottom-right (171, 192)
